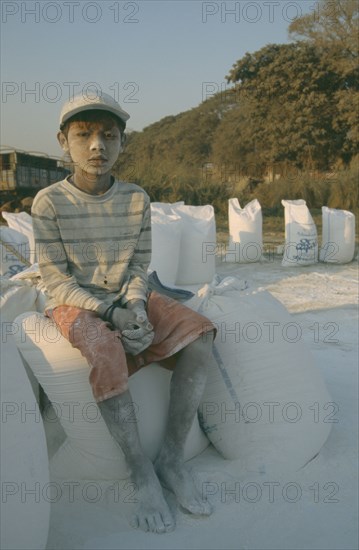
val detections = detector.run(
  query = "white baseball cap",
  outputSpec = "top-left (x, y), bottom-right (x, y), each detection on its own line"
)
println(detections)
top-left (59, 92), bottom-right (130, 128)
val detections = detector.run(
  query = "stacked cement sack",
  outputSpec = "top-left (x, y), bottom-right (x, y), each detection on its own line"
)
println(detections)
top-left (320, 206), bottom-right (356, 263)
top-left (223, 198), bottom-right (356, 266)
top-left (226, 198), bottom-right (263, 263)
top-left (281, 199), bottom-right (319, 266)
top-left (150, 202), bottom-right (216, 285)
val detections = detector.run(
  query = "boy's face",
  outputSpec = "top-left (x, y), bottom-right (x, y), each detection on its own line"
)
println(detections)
top-left (58, 118), bottom-right (123, 177)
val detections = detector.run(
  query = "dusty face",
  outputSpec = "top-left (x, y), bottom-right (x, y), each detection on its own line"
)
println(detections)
top-left (58, 119), bottom-right (123, 178)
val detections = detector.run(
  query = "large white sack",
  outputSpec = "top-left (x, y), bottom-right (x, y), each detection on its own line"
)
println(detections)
top-left (0, 225), bottom-right (31, 278)
top-left (1, 276), bottom-right (42, 403)
top-left (149, 209), bottom-right (182, 285)
top-left (2, 211), bottom-right (36, 264)
top-left (281, 199), bottom-right (318, 266)
top-left (319, 206), bottom-right (356, 263)
top-left (151, 201), bottom-right (184, 213)
top-left (0, 335), bottom-right (50, 550)
top-left (226, 198), bottom-right (263, 263)
top-left (10, 263), bottom-right (49, 314)
top-left (13, 312), bottom-right (209, 481)
top-left (0, 278), bottom-right (37, 323)
top-left (174, 204), bottom-right (216, 285)
top-left (186, 277), bottom-right (332, 474)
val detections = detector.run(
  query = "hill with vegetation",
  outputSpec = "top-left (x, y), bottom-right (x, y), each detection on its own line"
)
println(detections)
top-left (114, 0), bottom-right (358, 223)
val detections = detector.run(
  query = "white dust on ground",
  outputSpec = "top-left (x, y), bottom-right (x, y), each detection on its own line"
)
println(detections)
top-left (45, 257), bottom-right (358, 550)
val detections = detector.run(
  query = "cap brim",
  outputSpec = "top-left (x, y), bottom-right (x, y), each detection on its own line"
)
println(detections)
top-left (60, 104), bottom-right (130, 126)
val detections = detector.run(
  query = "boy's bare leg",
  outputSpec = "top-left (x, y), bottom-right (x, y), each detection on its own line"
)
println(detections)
top-left (98, 391), bottom-right (175, 534)
top-left (154, 333), bottom-right (215, 515)
top-left (98, 332), bottom-right (214, 530)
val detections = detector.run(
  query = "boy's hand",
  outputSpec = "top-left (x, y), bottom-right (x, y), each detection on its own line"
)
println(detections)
top-left (110, 305), bottom-right (154, 355)
top-left (126, 299), bottom-right (153, 331)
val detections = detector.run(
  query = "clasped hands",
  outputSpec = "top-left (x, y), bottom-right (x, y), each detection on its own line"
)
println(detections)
top-left (110, 300), bottom-right (154, 355)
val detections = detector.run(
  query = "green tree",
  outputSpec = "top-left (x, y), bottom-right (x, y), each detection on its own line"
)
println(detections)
top-left (224, 42), bottom-right (342, 171)
top-left (288, 0), bottom-right (358, 73)
top-left (289, 0), bottom-right (359, 162)
top-left (116, 0), bottom-right (358, 199)
top-left (114, 95), bottom-right (224, 191)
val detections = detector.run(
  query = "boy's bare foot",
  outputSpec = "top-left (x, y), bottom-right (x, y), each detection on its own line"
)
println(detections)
top-left (130, 461), bottom-right (175, 534)
top-left (154, 456), bottom-right (213, 516)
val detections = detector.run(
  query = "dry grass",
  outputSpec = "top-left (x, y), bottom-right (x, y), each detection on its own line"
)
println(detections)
top-left (2, 163), bottom-right (358, 250)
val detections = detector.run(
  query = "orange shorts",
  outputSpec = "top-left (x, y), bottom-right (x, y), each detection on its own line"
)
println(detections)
top-left (47, 291), bottom-right (215, 402)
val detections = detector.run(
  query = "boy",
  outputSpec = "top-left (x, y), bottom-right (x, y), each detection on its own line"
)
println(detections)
top-left (32, 93), bottom-right (216, 534)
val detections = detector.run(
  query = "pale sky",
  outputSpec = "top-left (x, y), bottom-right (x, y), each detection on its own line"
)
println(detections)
top-left (1, 0), bottom-right (315, 156)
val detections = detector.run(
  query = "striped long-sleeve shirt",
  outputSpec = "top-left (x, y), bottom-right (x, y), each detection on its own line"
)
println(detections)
top-left (31, 177), bottom-right (151, 313)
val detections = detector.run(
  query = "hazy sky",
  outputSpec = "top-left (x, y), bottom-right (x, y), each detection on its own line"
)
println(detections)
top-left (1, 0), bottom-right (315, 156)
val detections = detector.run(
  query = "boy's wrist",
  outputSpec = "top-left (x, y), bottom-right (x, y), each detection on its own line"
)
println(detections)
top-left (126, 299), bottom-right (146, 310)
top-left (97, 302), bottom-right (113, 318)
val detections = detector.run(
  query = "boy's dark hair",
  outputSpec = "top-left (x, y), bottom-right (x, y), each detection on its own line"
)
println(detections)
top-left (60, 110), bottom-right (126, 138)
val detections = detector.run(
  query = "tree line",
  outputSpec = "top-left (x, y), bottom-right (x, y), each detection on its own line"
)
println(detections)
top-left (115, 0), bottom-right (358, 212)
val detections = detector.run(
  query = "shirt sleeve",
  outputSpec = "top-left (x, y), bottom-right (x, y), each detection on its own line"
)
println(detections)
top-left (32, 193), bottom-right (105, 313)
top-left (118, 195), bottom-right (151, 306)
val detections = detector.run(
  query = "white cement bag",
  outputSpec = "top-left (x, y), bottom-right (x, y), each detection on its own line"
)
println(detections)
top-left (226, 198), bottom-right (263, 263)
top-left (0, 225), bottom-right (31, 278)
top-left (149, 210), bottom-right (182, 285)
top-left (281, 199), bottom-right (318, 266)
top-left (2, 211), bottom-right (36, 264)
top-left (13, 312), bottom-right (209, 481)
top-left (320, 206), bottom-right (356, 263)
top-left (186, 277), bottom-right (332, 474)
top-left (0, 278), bottom-right (37, 322)
top-left (0, 336), bottom-right (50, 550)
top-left (174, 205), bottom-right (216, 285)
top-left (9, 263), bottom-right (49, 314)
top-left (151, 201), bottom-right (184, 214)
